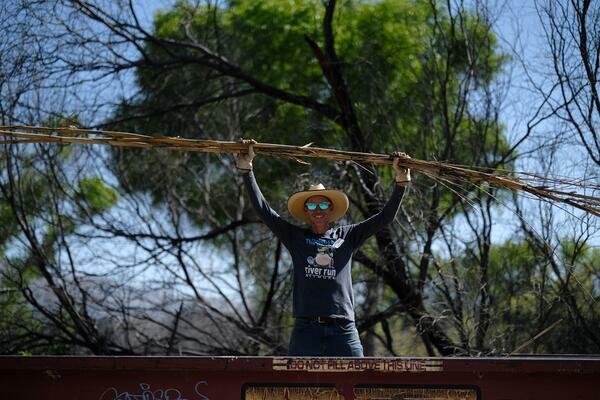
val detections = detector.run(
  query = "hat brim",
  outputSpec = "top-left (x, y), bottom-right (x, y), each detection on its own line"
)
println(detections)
top-left (287, 188), bottom-right (349, 224)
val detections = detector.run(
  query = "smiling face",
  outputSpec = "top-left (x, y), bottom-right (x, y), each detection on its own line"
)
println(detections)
top-left (304, 195), bottom-right (334, 228)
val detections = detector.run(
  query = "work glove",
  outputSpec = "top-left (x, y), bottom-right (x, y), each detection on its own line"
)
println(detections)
top-left (236, 139), bottom-right (257, 171)
top-left (392, 151), bottom-right (411, 186)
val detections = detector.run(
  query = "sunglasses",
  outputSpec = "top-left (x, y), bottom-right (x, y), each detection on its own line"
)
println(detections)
top-left (305, 201), bottom-right (331, 211)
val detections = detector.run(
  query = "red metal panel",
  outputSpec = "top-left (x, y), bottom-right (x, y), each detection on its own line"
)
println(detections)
top-left (1, 356), bottom-right (599, 399)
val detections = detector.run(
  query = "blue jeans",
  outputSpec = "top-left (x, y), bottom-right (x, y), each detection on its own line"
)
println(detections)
top-left (288, 318), bottom-right (364, 357)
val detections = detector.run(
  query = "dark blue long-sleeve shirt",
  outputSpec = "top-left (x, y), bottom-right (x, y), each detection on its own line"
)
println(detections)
top-left (243, 170), bottom-right (405, 321)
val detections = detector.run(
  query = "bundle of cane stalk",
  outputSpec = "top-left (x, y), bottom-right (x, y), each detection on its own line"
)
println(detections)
top-left (1, 125), bottom-right (598, 217)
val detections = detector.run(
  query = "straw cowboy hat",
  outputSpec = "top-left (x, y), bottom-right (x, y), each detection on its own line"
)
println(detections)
top-left (287, 183), bottom-right (349, 224)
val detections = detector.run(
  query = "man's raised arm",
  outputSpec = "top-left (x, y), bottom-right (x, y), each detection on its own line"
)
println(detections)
top-left (347, 152), bottom-right (411, 247)
top-left (237, 140), bottom-right (296, 245)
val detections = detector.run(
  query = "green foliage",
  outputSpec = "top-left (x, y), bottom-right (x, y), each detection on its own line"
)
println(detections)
top-left (226, 0), bottom-right (323, 92)
top-left (432, 239), bottom-right (600, 354)
top-left (0, 137), bottom-right (119, 354)
top-left (0, 202), bottom-right (19, 252)
top-left (44, 114), bottom-right (81, 129)
top-left (78, 177), bottom-right (119, 213)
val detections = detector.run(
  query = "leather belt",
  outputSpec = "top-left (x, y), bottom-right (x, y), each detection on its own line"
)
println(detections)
top-left (297, 316), bottom-right (350, 325)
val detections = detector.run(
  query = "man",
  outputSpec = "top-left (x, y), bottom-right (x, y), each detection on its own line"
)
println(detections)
top-left (237, 141), bottom-right (410, 357)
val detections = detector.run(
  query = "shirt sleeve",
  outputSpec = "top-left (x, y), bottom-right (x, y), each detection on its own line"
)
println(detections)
top-left (242, 170), bottom-right (298, 246)
top-left (347, 184), bottom-right (406, 248)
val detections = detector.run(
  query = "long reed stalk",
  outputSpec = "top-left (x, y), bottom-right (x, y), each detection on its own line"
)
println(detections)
top-left (1, 125), bottom-right (598, 216)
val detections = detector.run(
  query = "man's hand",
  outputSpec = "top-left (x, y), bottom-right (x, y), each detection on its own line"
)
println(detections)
top-left (392, 151), bottom-right (411, 186)
top-left (236, 139), bottom-right (257, 171)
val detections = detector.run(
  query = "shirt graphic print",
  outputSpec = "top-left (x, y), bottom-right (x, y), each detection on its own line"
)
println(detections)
top-left (304, 237), bottom-right (345, 280)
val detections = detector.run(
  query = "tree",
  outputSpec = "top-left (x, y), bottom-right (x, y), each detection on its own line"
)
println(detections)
top-left (1, 0), bottom-right (597, 356)
top-left (537, 0), bottom-right (600, 165)
top-left (79, 0), bottom-right (512, 355)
